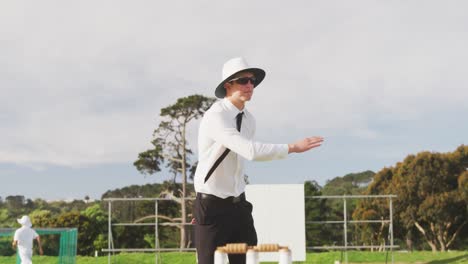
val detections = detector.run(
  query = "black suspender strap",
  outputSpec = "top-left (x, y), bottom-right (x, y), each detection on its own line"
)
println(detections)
top-left (204, 148), bottom-right (230, 183)
top-left (204, 112), bottom-right (243, 183)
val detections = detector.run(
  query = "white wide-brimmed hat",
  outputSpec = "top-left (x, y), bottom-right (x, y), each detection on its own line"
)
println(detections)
top-left (17, 215), bottom-right (32, 227)
top-left (215, 57), bottom-right (266, 98)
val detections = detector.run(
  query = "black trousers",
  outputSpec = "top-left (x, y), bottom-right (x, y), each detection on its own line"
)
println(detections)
top-left (194, 193), bottom-right (257, 264)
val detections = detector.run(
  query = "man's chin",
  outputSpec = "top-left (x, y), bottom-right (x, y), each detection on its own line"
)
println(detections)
top-left (242, 95), bottom-right (253, 101)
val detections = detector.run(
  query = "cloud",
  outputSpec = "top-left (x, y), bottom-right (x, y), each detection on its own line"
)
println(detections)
top-left (1, 1), bottom-right (467, 168)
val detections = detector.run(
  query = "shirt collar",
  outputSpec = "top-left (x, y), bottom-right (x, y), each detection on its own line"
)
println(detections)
top-left (222, 98), bottom-right (247, 119)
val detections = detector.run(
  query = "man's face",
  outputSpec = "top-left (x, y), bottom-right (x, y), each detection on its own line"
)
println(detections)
top-left (224, 72), bottom-right (256, 102)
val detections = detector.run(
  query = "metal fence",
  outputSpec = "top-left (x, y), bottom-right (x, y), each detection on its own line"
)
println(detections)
top-left (102, 197), bottom-right (195, 264)
top-left (306, 195), bottom-right (398, 264)
top-left (103, 194), bottom-right (398, 264)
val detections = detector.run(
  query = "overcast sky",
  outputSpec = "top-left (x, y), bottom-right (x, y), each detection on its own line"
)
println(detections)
top-left (1, 1), bottom-right (467, 200)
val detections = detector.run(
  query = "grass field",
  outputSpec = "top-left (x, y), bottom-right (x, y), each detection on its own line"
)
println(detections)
top-left (0, 251), bottom-right (466, 263)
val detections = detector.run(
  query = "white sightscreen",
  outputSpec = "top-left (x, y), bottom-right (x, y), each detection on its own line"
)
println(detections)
top-left (245, 184), bottom-right (306, 262)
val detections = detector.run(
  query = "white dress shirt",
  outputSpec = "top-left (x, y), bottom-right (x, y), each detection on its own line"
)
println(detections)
top-left (194, 98), bottom-right (289, 198)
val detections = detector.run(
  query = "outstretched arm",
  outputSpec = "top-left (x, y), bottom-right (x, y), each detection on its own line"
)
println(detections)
top-left (207, 114), bottom-right (289, 161)
top-left (288, 136), bottom-right (324, 153)
top-left (36, 236), bottom-right (43, 255)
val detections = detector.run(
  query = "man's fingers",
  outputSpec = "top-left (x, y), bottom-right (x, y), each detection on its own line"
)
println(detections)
top-left (306, 142), bottom-right (322, 148)
top-left (307, 137), bottom-right (324, 144)
top-left (306, 137), bottom-right (324, 150)
top-left (290, 136), bottom-right (324, 153)
top-left (309, 143), bottom-right (322, 149)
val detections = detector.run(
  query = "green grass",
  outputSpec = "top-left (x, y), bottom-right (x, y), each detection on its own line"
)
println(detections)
top-left (0, 251), bottom-right (466, 264)
top-left (304, 251), bottom-right (468, 263)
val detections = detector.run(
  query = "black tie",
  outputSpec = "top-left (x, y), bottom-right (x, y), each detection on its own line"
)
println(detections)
top-left (236, 112), bottom-right (243, 132)
top-left (204, 112), bottom-right (244, 183)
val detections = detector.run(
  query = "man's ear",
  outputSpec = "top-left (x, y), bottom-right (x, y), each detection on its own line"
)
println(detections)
top-left (224, 82), bottom-right (231, 94)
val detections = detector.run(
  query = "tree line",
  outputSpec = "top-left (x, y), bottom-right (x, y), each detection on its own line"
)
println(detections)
top-left (0, 197), bottom-right (107, 256)
top-left (305, 144), bottom-right (467, 252)
top-left (1, 146), bottom-right (466, 257)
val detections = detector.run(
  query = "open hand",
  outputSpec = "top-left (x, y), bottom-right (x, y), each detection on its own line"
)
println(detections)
top-left (288, 136), bottom-right (324, 153)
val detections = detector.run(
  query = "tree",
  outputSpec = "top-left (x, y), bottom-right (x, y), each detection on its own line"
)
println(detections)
top-left (101, 182), bottom-right (189, 249)
top-left (351, 168), bottom-right (395, 251)
top-left (322, 170), bottom-right (375, 210)
top-left (5, 195), bottom-right (26, 217)
top-left (320, 170), bottom-right (375, 246)
top-left (134, 94), bottom-right (216, 249)
top-left (81, 204), bottom-right (108, 252)
top-left (357, 145), bottom-right (468, 251)
top-left (0, 208), bottom-right (10, 227)
top-left (304, 181), bottom-right (338, 247)
top-left (54, 211), bottom-right (96, 255)
top-left (30, 210), bottom-right (58, 255)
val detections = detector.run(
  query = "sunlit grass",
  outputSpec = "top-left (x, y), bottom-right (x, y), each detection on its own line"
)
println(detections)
top-left (0, 251), bottom-right (466, 263)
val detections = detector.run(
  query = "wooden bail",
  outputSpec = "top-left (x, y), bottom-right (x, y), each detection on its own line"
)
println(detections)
top-left (217, 243), bottom-right (289, 254)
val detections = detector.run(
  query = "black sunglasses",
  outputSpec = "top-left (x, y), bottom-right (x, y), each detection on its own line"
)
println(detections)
top-left (229, 76), bottom-right (257, 85)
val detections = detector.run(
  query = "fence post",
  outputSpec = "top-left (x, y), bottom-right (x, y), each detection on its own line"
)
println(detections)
top-left (343, 197), bottom-right (348, 264)
top-left (155, 200), bottom-right (159, 264)
top-left (389, 197), bottom-right (394, 264)
top-left (108, 201), bottom-right (112, 264)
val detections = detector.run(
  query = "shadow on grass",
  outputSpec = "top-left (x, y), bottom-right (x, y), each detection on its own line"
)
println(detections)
top-left (427, 254), bottom-right (468, 264)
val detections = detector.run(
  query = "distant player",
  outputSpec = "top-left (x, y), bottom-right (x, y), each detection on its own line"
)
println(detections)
top-left (12, 215), bottom-right (43, 264)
